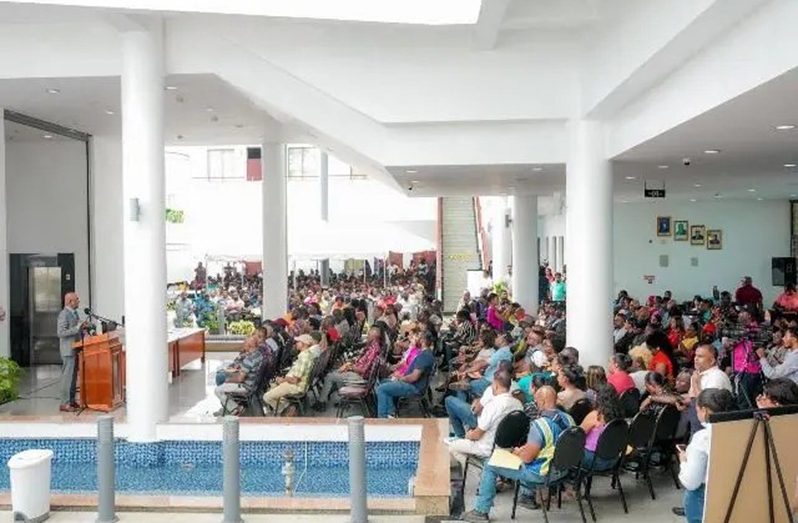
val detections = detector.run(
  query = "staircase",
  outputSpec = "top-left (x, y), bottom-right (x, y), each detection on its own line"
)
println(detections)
top-left (440, 197), bottom-right (482, 313)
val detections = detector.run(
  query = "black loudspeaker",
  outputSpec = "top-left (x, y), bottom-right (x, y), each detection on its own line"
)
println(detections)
top-left (772, 257), bottom-right (797, 286)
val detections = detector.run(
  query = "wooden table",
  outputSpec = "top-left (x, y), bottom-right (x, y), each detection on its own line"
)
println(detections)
top-left (168, 328), bottom-right (206, 378)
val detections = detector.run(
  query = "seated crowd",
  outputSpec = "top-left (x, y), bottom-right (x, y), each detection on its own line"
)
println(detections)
top-left (212, 271), bottom-right (798, 522)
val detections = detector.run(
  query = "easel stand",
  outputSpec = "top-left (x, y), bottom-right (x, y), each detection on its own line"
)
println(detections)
top-left (723, 411), bottom-right (795, 523)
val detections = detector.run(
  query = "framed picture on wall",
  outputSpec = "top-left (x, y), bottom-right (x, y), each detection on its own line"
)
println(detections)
top-left (674, 220), bottom-right (689, 241)
top-left (656, 216), bottom-right (672, 237)
top-left (690, 224), bottom-right (706, 245)
top-left (707, 229), bottom-right (722, 250)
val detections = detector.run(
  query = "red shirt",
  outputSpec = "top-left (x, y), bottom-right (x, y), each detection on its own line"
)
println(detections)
top-left (608, 371), bottom-right (636, 395)
top-left (649, 351), bottom-right (674, 379)
top-left (735, 284), bottom-right (762, 305)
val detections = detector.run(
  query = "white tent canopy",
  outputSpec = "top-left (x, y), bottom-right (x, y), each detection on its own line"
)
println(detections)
top-left (288, 220), bottom-right (434, 260)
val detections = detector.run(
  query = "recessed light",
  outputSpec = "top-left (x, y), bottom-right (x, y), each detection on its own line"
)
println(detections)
top-left (43, 134), bottom-right (53, 139)
top-left (165, 85), bottom-right (178, 91)
top-left (405, 169), bottom-right (418, 174)
top-left (532, 167), bottom-right (543, 172)
top-left (694, 183), bottom-right (702, 188)
top-left (234, 123), bottom-right (244, 129)
top-left (747, 188), bottom-right (756, 192)
top-left (625, 176), bottom-right (636, 180)
top-left (714, 193), bottom-right (722, 198)
top-left (620, 200), bottom-right (629, 204)
top-left (791, 194), bottom-right (797, 198)
top-left (775, 124), bottom-right (796, 131)
top-left (657, 165), bottom-right (669, 169)
top-left (206, 107), bottom-right (214, 112)
top-left (785, 163), bottom-right (797, 168)
top-left (704, 149), bottom-right (721, 154)
top-left (757, 198), bottom-right (764, 201)
top-left (104, 109), bottom-right (115, 115)
top-left (46, 88), bottom-right (60, 94)
top-left (411, 180), bottom-right (420, 184)
top-left (176, 134), bottom-right (184, 140)
top-left (689, 199), bottom-right (697, 202)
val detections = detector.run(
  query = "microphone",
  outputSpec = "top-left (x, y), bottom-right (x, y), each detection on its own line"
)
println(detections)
top-left (84, 308), bottom-right (119, 325)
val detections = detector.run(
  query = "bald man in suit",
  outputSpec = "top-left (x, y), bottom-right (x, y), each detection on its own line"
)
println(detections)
top-left (57, 292), bottom-right (88, 412)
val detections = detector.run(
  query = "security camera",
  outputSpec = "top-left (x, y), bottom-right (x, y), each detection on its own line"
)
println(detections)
top-left (682, 157), bottom-right (691, 166)
top-left (407, 185), bottom-right (414, 191)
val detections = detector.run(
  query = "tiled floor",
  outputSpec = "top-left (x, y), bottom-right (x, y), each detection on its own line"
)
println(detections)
top-left (0, 513), bottom-right (426, 522)
top-left (0, 354), bottom-right (238, 421)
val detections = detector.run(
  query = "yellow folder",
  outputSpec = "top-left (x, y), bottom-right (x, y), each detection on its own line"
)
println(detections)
top-left (488, 448), bottom-right (524, 470)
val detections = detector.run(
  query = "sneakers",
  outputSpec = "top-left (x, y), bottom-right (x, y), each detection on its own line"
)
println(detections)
top-left (672, 507), bottom-right (685, 516)
top-left (442, 436), bottom-right (459, 446)
top-left (517, 494), bottom-right (541, 510)
top-left (461, 509), bottom-right (489, 522)
top-left (59, 404), bottom-right (78, 413)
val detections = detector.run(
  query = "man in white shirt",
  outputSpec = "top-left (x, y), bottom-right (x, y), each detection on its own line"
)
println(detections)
top-left (689, 344), bottom-right (732, 397)
top-left (445, 370), bottom-right (522, 467)
top-left (612, 313), bottom-right (628, 344)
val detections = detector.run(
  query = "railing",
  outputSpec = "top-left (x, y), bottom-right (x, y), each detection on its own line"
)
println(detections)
top-left (473, 197), bottom-right (489, 271)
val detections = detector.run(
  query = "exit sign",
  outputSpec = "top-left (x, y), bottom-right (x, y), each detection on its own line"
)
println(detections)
top-left (645, 188), bottom-right (666, 198)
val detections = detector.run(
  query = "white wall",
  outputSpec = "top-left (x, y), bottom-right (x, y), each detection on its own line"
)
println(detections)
top-left (6, 137), bottom-right (90, 306)
top-left (91, 135), bottom-right (124, 322)
top-left (0, 113), bottom-right (8, 357)
top-left (614, 200), bottom-right (789, 303)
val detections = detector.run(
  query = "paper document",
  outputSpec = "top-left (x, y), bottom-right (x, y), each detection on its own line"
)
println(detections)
top-left (488, 448), bottom-right (524, 470)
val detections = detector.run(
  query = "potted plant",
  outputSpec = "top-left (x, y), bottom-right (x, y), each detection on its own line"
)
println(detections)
top-left (0, 357), bottom-right (22, 405)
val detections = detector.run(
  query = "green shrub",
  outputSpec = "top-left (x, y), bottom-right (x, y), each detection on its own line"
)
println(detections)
top-left (0, 358), bottom-right (22, 404)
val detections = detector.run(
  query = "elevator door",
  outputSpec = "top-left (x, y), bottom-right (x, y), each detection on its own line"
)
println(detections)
top-left (29, 266), bottom-right (63, 365)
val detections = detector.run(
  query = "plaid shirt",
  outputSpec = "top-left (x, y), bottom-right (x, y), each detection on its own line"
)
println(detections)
top-left (353, 340), bottom-right (381, 377)
top-left (286, 349), bottom-right (316, 390)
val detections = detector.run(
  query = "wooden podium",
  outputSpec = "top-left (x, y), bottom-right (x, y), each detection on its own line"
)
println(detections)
top-left (73, 332), bottom-right (126, 412)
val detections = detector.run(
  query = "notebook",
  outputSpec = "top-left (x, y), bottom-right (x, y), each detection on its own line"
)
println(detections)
top-left (488, 448), bottom-right (524, 470)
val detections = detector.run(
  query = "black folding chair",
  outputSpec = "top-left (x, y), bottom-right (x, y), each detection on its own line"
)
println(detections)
top-left (461, 410), bottom-right (529, 500)
top-left (652, 404), bottom-right (682, 491)
top-left (336, 359), bottom-right (382, 418)
top-left (511, 426), bottom-right (588, 523)
top-left (396, 362), bottom-right (437, 418)
top-left (276, 356), bottom-right (325, 417)
top-left (619, 388), bottom-right (641, 418)
top-left (222, 349), bottom-right (275, 416)
top-left (569, 397), bottom-right (593, 425)
top-left (580, 418), bottom-right (630, 520)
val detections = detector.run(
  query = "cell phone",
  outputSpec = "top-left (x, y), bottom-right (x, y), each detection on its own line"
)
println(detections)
top-left (676, 444), bottom-right (687, 453)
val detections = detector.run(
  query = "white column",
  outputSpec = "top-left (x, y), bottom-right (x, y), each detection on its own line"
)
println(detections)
top-left (565, 120), bottom-right (613, 367)
top-left (319, 151), bottom-right (329, 287)
top-left (511, 194), bottom-right (539, 314)
top-left (491, 197), bottom-right (510, 284)
top-left (549, 236), bottom-right (557, 271)
top-left (121, 20), bottom-right (167, 442)
top-left (0, 111), bottom-right (8, 358)
top-left (262, 142), bottom-right (288, 320)
top-left (558, 235), bottom-right (565, 273)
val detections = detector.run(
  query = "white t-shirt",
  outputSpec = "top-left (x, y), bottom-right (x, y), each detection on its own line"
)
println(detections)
top-left (630, 370), bottom-right (648, 394)
top-left (699, 366), bottom-right (732, 393)
top-left (475, 391), bottom-right (523, 455)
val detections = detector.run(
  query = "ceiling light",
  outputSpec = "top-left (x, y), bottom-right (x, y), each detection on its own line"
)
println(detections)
top-left (757, 198), bottom-right (764, 201)
top-left (234, 123), bottom-right (244, 129)
top-left (657, 165), bottom-right (669, 169)
top-left (785, 163), bottom-right (797, 168)
top-left (176, 134), bottom-right (184, 140)
top-left (704, 149), bottom-right (721, 154)
top-left (165, 85), bottom-right (178, 91)
top-left (689, 199), bottom-right (697, 202)
top-left (43, 134), bottom-right (53, 139)
top-left (620, 200), bottom-right (629, 204)
top-left (694, 183), bottom-right (702, 188)
top-left (791, 194), bottom-right (797, 198)
top-left (104, 109), bottom-right (115, 115)
top-left (46, 88), bottom-right (60, 94)
top-left (747, 188), bottom-right (756, 192)
top-left (775, 124), bottom-right (796, 131)
top-left (411, 180), bottom-right (420, 184)
top-left (532, 167), bottom-right (543, 172)
top-left (624, 176), bottom-right (636, 180)
top-left (405, 169), bottom-right (418, 174)
top-left (206, 107), bottom-right (214, 112)
top-left (714, 193), bottom-right (722, 198)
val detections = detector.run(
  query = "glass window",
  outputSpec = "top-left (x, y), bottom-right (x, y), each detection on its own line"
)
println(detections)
top-left (205, 148), bottom-right (240, 180)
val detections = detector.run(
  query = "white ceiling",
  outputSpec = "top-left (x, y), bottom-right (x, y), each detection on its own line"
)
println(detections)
top-left (0, 74), bottom-right (275, 145)
top-left (613, 66), bottom-right (798, 202)
top-left (387, 163), bottom-right (565, 197)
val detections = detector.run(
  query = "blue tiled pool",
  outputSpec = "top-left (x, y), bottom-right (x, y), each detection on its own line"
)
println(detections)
top-left (0, 439), bottom-right (419, 497)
